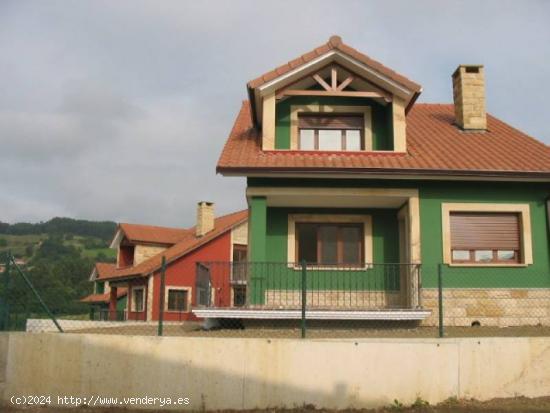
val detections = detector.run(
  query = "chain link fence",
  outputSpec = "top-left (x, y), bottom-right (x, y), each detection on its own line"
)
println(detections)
top-left (437, 263), bottom-right (550, 337)
top-left (2, 251), bottom-right (550, 338)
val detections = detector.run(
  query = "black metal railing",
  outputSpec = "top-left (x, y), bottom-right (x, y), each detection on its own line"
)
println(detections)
top-left (91, 309), bottom-right (127, 321)
top-left (195, 261), bottom-right (422, 311)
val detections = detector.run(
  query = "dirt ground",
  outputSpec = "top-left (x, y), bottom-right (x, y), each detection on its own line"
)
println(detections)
top-left (4, 396), bottom-right (550, 412)
top-left (69, 322), bottom-right (550, 339)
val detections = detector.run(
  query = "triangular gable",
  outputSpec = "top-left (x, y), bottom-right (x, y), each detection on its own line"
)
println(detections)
top-left (247, 36), bottom-right (422, 126)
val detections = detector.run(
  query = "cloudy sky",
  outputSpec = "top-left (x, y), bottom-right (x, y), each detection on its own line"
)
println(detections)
top-left (1, 1), bottom-right (549, 227)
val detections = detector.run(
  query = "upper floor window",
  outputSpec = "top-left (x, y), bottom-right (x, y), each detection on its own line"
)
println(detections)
top-left (298, 114), bottom-right (363, 151)
top-left (118, 244), bottom-right (135, 268)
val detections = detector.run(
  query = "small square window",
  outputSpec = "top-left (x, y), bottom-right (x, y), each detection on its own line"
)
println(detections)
top-left (474, 250), bottom-right (493, 262)
top-left (167, 289), bottom-right (188, 312)
top-left (318, 130), bottom-right (341, 150)
top-left (345, 130), bottom-right (361, 151)
top-left (452, 250), bottom-right (470, 261)
top-left (299, 129), bottom-right (315, 150)
top-left (497, 250), bottom-right (516, 261)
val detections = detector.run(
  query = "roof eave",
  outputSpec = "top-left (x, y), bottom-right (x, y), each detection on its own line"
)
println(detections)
top-left (216, 166), bottom-right (550, 181)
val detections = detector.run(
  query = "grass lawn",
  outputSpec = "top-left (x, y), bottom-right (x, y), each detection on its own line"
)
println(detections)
top-left (81, 247), bottom-right (116, 259)
top-left (0, 233), bottom-right (115, 261)
top-left (0, 234), bottom-right (46, 258)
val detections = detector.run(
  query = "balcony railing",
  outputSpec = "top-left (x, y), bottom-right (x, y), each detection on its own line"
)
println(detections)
top-left (91, 309), bottom-right (127, 321)
top-left (196, 262), bottom-right (422, 311)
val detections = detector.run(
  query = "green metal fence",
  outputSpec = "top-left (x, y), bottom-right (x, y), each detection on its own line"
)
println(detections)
top-left (437, 263), bottom-right (550, 337)
top-left (3, 252), bottom-right (550, 339)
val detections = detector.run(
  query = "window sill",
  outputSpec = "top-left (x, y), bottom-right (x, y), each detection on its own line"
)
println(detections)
top-left (288, 264), bottom-right (373, 271)
top-left (164, 309), bottom-right (190, 313)
top-left (446, 262), bottom-right (528, 268)
top-left (263, 149), bottom-right (407, 155)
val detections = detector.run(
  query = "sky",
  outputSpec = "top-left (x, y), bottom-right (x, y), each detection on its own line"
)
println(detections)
top-left (1, 0), bottom-right (549, 227)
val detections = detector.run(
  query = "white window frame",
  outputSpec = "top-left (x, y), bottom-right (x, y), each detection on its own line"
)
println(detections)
top-left (131, 286), bottom-right (146, 312)
top-left (164, 286), bottom-right (192, 312)
top-left (290, 105), bottom-right (373, 151)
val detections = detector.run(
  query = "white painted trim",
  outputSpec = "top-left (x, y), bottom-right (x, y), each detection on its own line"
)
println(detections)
top-left (441, 203), bottom-right (533, 266)
top-left (130, 286), bottom-right (146, 313)
top-left (109, 228), bottom-right (124, 249)
top-left (258, 50), bottom-right (412, 97)
top-left (89, 267), bottom-right (98, 282)
top-left (192, 308), bottom-right (431, 320)
top-left (146, 276), bottom-right (153, 321)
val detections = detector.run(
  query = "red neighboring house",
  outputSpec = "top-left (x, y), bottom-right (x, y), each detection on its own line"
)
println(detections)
top-left (80, 263), bottom-right (128, 320)
top-left (96, 202), bottom-right (248, 321)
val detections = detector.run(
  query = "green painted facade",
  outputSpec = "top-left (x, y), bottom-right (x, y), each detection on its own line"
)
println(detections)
top-left (248, 178), bottom-right (550, 290)
top-left (275, 96), bottom-right (392, 150)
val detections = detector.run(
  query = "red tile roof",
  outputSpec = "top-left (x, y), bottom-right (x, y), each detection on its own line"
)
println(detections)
top-left (217, 101), bottom-right (550, 178)
top-left (94, 262), bottom-right (118, 280)
top-left (118, 223), bottom-right (191, 245)
top-left (248, 35), bottom-right (421, 93)
top-left (101, 209), bottom-right (248, 281)
top-left (80, 288), bottom-right (127, 304)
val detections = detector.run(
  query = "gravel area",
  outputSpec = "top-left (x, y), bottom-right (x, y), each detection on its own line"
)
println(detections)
top-left (3, 396), bottom-right (550, 412)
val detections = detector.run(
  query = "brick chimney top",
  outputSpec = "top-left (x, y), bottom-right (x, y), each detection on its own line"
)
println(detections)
top-left (196, 201), bottom-right (214, 237)
top-left (452, 65), bottom-right (486, 130)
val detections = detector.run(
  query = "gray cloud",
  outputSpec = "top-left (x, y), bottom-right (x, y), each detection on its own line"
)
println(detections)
top-left (1, 0), bottom-right (549, 226)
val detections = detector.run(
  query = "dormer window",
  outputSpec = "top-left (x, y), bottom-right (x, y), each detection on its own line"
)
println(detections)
top-left (298, 114), bottom-right (363, 151)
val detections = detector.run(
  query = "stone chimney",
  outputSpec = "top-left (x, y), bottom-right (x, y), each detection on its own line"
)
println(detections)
top-left (452, 65), bottom-right (486, 130)
top-left (196, 201), bottom-right (214, 237)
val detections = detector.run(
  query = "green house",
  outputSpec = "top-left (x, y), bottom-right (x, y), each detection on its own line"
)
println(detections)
top-left (205, 36), bottom-right (550, 327)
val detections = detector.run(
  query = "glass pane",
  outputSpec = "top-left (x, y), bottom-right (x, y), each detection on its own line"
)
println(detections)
top-left (345, 130), bottom-right (361, 151)
top-left (168, 290), bottom-right (187, 311)
top-left (299, 129), bottom-right (315, 150)
top-left (341, 226), bottom-right (361, 264)
top-left (234, 286), bottom-right (246, 307)
top-left (134, 289), bottom-right (143, 311)
top-left (168, 291), bottom-right (176, 310)
top-left (497, 250), bottom-right (516, 261)
top-left (452, 250), bottom-right (470, 261)
top-left (474, 250), bottom-right (493, 262)
top-left (297, 224), bottom-right (317, 264)
top-left (319, 225), bottom-right (338, 264)
top-left (177, 291), bottom-right (187, 311)
top-left (318, 130), bottom-right (342, 150)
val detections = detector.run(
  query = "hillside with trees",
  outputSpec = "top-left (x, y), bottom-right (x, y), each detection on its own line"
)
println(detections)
top-left (0, 218), bottom-right (118, 319)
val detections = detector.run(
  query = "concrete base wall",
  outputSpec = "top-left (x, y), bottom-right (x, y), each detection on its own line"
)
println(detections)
top-left (422, 288), bottom-right (550, 327)
top-left (2, 333), bottom-right (550, 410)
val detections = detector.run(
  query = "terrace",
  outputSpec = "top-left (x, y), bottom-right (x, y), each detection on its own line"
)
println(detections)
top-left (192, 261), bottom-right (431, 321)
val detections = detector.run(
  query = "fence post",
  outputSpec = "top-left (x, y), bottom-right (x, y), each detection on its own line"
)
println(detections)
top-left (438, 264), bottom-right (444, 338)
top-left (10, 252), bottom-right (63, 332)
top-left (0, 251), bottom-right (11, 331)
top-left (158, 256), bottom-right (166, 337)
top-left (301, 260), bottom-right (307, 339)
